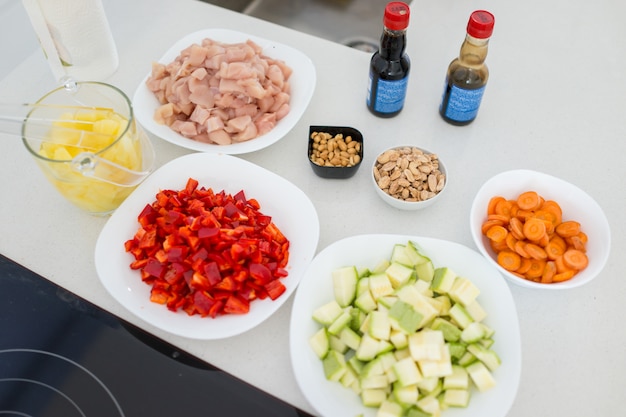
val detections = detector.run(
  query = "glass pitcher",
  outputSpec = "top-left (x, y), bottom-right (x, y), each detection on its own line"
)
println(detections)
top-left (22, 81), bottom-right (155, 215)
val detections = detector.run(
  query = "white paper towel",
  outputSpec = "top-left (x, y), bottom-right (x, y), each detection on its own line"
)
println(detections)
top-left (22, 0), bottom-right (118, 82)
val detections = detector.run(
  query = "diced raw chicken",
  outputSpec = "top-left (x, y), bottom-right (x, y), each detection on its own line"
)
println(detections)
top-left (146, 37), bottom-right (293, 145)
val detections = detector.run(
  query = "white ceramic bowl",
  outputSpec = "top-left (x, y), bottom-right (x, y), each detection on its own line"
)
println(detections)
top-left (133, 28), bottom-right (316, 155)
top-left (371, 145), bottom-right (447, 210)
top-left (470, 169), bottom-right (611, 289)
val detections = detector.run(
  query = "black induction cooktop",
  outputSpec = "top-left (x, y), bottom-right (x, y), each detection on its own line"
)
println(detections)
top-left (0, 253), bottom-right (315, 416)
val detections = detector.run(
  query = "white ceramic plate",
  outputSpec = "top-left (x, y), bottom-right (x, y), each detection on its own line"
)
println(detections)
top-left (290, 234), bottom-right (521, 417)
top-left (470, 169), bottom-right (611, 289)
top-left (95, 153), bottom-right (319, 339)
top-left (133, 28), bottom-right (316, 154)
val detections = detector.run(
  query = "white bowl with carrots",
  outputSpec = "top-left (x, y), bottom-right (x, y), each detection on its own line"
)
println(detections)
top-left (469, 169), bottom-right (611, 289)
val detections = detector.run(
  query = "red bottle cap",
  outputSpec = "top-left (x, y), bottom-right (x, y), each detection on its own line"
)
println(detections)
top-left (466, 10), bottom-right (495, 39)
top-left (383, 2), bottom-right (410, 31)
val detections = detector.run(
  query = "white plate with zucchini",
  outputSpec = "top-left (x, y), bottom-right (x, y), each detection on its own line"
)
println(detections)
top-left (289, 234), bottom-right (521, 417)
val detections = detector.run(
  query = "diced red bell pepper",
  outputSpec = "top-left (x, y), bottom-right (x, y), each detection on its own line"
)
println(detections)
top-left (124, 177), bottom-right (291, 319)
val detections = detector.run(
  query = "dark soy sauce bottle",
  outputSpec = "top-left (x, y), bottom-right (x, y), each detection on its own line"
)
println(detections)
top-left (367, 2), bottom-right (410, 118)
top-left (440, 10), bottom-right (495, 125)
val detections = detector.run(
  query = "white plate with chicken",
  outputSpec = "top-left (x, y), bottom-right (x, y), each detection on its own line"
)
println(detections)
top-left (133, 28), bottom-right (316, 154)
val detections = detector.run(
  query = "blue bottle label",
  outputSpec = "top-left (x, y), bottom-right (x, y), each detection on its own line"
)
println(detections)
top-left (442, 84), bottom-right (486, 122)
top-left (368, 75), bottom-right (408, 114)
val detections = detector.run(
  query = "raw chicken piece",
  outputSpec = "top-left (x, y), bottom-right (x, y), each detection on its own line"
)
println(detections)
top-left (146, 37), bottom-right (293, 145)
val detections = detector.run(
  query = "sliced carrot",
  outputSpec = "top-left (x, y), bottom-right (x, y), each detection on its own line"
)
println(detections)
top-left (509, 217), bottom-right (525, 240)
top-left (540, 200), bottom-right (563, 225)
top-left (532, 212), bottom-right (556, 234)
top-left (553, 270), bottom-right (576, 282)
top-left (487, 196), bottom-right (506, 215)
top-left (555, 220), bottom-right (581, 238)
top-left (517, 190), bottom-right (541, 211)
top-left (486, 225), bottom-right (508, 243)
top-left (541, 261), bottom-right (556, 284)
top-left (506, 233), bottom-right (518, 251)
top-left (523, 217), bottom-right (547, 242)
top-left (516, 257), bottom-right (532, 274)
top-left (514, 240), bottom-right (530, 258)
top-left (481, 219), bottom-right (505, 235)
top-left (497, 250), bottom-right (522, 271)
top-left (487, 213), bottom-right (511, 224)
top-left (567, 235), bottom-right (587, 252)
top-left (513, 208), bottom-right (534, 221)
top-left (545, 240), bottom-right (565, 260)
top-left (490, 238), bottom-right (509, 253)
top-left (524, 243), bottom-right (548, 260)
top-left (495, 199), bottom-right (515, 218)
top-left (526, 259), bottom-right (546, 279)
top-left (554, 255), bottom-right (573, 274)
top-left (550, 235), bottom-right (568, 252)
top-left (562, 249), bottom-right (589, 270)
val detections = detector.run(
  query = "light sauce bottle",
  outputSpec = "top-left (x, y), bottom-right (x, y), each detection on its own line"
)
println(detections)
top-left (439, 10), bottom-right (495, 125)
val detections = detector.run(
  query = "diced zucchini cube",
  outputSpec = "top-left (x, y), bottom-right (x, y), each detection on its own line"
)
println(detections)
top-left (443, 365), bottom-right (469, 390)
top-left (312, 300), bottom-right (343, 326)
top-left (329, 334), bottom-right (348, 354)
top-left (466, 361), bottom-right (496, 392)
top-left (356, 333), bottom-right (381, 362)
top-left (377, 400), bottom-right (404, 417)
top-left (430, 317), bottom-right (462, 343)
top-left (322, 349), bottom-right (347, 381)
top-left (409, 330), bottom-right (445, 361)
top-left (415, 259), bottom-right (435, 282)
top-left (340, 365), bottom-right (358, 388)
top-left (386, 262), bottom-right (416, 288)
top-left (393, 382), bottom-right (419, 406)
top-left (416, 394), bottom-right (441, 416)
top-left (308, 327), bottom-right (329, 359)
top-left (448, 342), bottom-right (467, 362)
top-left (339, 326), bottom-right (362, 351)
top-left (448, 277), bottom-right (480, 307)
top-left (390, 329), bottom-right (409, 349)
top-left (467, 343), bottom-right (501, 371)
top-left (332, 265), bottom-right (359, 307)
top-left (361, 374), bottom-right (389, 389)
top-left (442, 388), bottom-right (470, 408)
top-left (327, 310), bottom-right (352, 335)
top-left (361, 388), bottom-right (388, 407)
top-left (448, 303), bottom-right (473, 330)
top-left (430, 267), bottom-right (457, 294)
top-left (389, 300), bottom-right (424, 335)
top-left (392, 357), bottom-right (423, 387)
top-left (464, 299), bottom-right (487, 322)
top-left (417, 344), bottom-right (453, 378)
top-left (460, 322), bottom-right (486, 343)
top-left (416, 376), bottom-right (440, 395)
top-left (355, 290), bottom-right (378, 313)
top-left (369, 273), bottom-right (394, 299)
top-left (369, 310), bottom-right (391, 341)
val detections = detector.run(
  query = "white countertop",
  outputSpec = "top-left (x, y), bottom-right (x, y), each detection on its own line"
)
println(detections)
top-left (1, 0), bottom-right (625, 415)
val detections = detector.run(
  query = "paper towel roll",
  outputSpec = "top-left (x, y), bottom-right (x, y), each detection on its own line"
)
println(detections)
top-left (22, 0), bottom-right (119, 82)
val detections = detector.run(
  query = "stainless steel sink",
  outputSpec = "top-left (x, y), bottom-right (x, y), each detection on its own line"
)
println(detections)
top-left (201, 0), bottom-right (412, 51)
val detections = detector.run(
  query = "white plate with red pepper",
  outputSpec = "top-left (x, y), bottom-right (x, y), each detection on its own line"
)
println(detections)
top-left (95, 152), bottom-right (319, 339)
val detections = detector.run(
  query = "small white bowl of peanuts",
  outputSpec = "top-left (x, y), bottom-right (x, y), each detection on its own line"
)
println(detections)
top-left (371, 145), bottom-right (447, 210)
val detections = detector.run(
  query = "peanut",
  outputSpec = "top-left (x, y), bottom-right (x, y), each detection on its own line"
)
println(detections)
top-left (310, 131), bottom-right (362, 168)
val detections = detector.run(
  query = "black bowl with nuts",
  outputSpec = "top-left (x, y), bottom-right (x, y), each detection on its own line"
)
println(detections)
top-left (308, 126), bottom-right (364, 179)
top-left (372, 145), bottom-right (447, 210)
